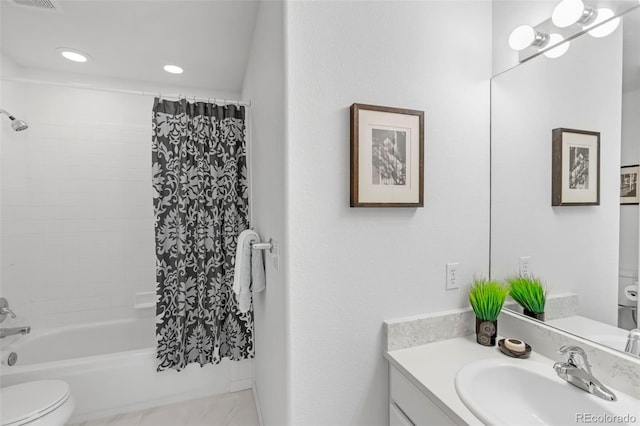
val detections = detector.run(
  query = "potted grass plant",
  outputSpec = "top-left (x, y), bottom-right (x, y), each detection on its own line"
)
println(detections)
top-left (468, 278), bottom-right (509, 346)
top-left (507, 276), bottom-right (546, 321)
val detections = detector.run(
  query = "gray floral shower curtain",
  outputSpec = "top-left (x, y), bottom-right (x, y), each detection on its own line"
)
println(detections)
top-left (152, 98), bottom-right (252, 371)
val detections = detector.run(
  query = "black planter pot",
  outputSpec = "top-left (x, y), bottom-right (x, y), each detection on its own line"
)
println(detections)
top-left (523, 309), bottom-right (545, 321)
top-left (475, 317), bottom-right (497, 346)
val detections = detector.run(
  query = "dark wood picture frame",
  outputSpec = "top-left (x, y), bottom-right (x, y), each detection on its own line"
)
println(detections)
top-left (552, 128), bottom-right (600, 206)
top-left (350, 103), bottom-right (424, 207)
top-left (621, 164), bottom-right (639, 205)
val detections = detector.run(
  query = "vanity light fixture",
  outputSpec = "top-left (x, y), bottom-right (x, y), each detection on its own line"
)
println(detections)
top-left (163, 65), bottom-right (183, 74)
top-left (56, 47), bottom-right (91, 63)
top-left (586, 8), bottom-right (620, 38)
top-left (552, 0), bottom-right (597, 28)
top-left (508, 25), bottom-right (550, 51)
top-left (510, 1), bottom-right (625, 62)
top-left (543, 34), bottom-right (570, 58)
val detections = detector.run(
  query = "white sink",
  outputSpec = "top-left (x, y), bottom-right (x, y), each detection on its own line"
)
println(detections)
top-left (455, 358), bottom-right (639, 425)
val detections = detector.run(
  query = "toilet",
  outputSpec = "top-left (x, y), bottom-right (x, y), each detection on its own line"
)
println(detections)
top-left (0, 380), bottom-right (75, 426)
top-left (619, 270), bottom-right (638, 330)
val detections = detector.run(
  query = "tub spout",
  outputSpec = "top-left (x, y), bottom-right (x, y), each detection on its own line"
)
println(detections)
top-left (0, 326), bottom-right (31, 338)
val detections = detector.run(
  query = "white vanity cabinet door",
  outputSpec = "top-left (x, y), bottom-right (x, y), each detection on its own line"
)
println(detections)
top-left (389, 366), bottom-right (456, 426)
top-left (389, 402), bottom-right (414, 426)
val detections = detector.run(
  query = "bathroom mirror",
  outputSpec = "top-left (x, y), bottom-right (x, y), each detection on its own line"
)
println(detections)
top-left (491, 5), bottom-right (639, 356)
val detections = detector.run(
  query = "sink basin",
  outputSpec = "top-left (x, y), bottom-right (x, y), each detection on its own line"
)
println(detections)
top-left (455, 358), bottom-right (639, 425)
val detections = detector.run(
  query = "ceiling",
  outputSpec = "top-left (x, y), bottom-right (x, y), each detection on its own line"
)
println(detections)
top-left (1, 1), bottom-right (636, 93)
top-left (0, 0), bottom-right (259, 92)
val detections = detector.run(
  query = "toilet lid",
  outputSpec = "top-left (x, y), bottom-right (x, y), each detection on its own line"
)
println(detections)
top-left (1, 380), bottom-right (71, 426)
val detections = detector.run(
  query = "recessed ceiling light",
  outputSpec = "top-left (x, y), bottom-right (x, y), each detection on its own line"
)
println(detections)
top-left (56, 47), bottom-right (91, 63)
top-left (164, 65), bottom-right (183, 74)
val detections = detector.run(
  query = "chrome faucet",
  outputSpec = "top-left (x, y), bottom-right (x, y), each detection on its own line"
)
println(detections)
top-left (0, 297), bottom-right (17, 323)
top-left (0, 325), bottom-right (31, 338)
top-left (553, 345), bottom-right (617, 401)
top-left (625, 329), bottom-right (640, 357)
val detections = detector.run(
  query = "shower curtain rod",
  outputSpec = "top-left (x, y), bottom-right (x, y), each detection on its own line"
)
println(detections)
top-left (0, 77), bottom-right (251, 107)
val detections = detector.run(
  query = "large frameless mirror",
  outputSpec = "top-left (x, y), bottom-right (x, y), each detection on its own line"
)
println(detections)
top-left (491, 3), bottom-right (640, 358)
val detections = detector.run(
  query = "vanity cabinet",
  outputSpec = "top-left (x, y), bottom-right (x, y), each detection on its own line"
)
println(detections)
top-left (389, 366), bottom-right (456, 426)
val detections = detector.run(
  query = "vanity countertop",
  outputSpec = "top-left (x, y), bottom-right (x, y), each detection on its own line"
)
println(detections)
top-left (548, 315), bottom-right (630, 337)
top-left (384, 335), bottom-right (562, 425)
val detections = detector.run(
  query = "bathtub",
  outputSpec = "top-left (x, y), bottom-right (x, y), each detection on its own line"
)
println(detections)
top-left (0, 318), bottom-right (253, 422)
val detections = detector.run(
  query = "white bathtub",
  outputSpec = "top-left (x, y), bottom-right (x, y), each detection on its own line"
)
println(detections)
top-left (0, 318), bottom-right (253, 422)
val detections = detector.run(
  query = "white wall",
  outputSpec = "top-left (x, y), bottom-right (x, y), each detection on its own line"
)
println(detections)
top-left (285, 2), bottom-right (492, 424)
top-left (240, 1), bottom-right (288, 425)
top-left (491, 28), bottom-right (623, 325)
top-left (620, 88), bottom-right (639, 276)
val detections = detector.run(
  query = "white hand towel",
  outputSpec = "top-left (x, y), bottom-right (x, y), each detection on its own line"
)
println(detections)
top-left (233, 229), bottom-right (266, 313)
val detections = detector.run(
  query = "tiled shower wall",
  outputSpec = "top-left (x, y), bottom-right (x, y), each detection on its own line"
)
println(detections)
top-left (1, 82), bottom-right (156, 328)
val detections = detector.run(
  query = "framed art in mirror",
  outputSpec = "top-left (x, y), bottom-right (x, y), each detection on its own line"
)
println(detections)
top-left (552, 128), bottom-right (600, 206)
top-left (621, 165), bottom-right (639, 205)
top-left (350, 103), bottom-right (424, 207)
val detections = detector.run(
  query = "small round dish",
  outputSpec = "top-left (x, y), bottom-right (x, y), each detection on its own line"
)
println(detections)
top-left (498, 338), bottom-right (532, 358)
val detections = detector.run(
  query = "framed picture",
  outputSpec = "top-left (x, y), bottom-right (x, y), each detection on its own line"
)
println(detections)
top-left (350, 103), bottom-right (424, 207)
top-left (621, 165), bottom-right (639, 205)
top-left (552, 128), bottom-right (600, 206)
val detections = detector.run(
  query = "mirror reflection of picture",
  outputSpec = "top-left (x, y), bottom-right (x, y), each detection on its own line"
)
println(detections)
top-left (621, 165), bottom-right (639, 205)
top-left (551, 128), bottom-right (600, 206)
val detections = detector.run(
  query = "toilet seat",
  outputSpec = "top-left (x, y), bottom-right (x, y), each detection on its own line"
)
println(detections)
top-left (1, 380), bottom-right (71, 426)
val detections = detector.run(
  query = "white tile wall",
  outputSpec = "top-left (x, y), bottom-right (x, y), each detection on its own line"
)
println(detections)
top-left (1, 83), bottom-right (157, 328)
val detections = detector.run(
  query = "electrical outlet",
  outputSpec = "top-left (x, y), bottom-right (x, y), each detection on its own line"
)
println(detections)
top-left (271, 243), bottom-right (280, 271)
top-left (446, 262), bottom-right (459, 290)
top-left (519, 256), bottom-right (531, 277)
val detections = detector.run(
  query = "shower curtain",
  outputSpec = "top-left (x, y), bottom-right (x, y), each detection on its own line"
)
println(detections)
top-left (152, 98), bottom-right (252, 371)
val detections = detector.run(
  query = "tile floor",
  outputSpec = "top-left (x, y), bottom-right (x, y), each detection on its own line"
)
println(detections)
top-left (70, 390), bottom-right (260, 426)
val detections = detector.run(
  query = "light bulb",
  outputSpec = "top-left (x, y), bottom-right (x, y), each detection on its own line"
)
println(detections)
top-left (552, 0), bottom-right (585, 28)
top-left (509, 25), bottom-right (535, 51)
top-left (587, 9), bottom-right (620, 38)
top-left (508, 25), bottom-right (548, 51)
top-left (543, 34), bottom-right (570, 59)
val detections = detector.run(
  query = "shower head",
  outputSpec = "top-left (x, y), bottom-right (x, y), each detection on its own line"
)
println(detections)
top-left (11, 119), bottom-right (29, 132)
top-left (0, 109), bottom-right (29, 132)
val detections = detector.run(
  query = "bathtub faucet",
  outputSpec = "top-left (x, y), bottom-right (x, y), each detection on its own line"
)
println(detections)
top-left (0, 326), bottom-right (31, 338)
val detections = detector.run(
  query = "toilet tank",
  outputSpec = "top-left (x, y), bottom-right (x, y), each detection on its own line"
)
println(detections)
top-left (619, 269), bottom-right (638, 306)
